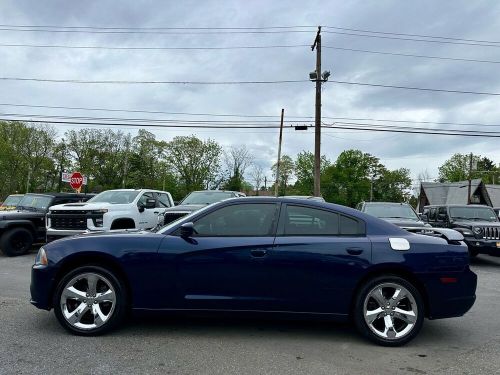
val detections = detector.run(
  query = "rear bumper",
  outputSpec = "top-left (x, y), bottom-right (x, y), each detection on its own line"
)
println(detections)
top-left (424, 269), bottom-right (477, 319)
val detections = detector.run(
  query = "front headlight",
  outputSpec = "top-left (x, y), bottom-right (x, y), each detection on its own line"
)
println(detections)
top-left (458, 228), bottom-right (474, 236)
top-left (92, 209), bottom-right (108, 214)
top-left (35, 247), bottom-right (48, 266)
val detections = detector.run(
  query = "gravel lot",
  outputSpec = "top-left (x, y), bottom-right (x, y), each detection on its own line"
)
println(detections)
top-left (1, 250), bottom-right (500, 375)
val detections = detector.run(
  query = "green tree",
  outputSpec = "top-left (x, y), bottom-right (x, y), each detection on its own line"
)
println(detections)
top-left (438, 153), bottom-right (476, 182)
top-left (166, 135), bottom-right (222, 195)
top-left (293, 151), bottom-right (330, 195)
top-left (322, 150), bottom-right (383, 207)
top-left (221, 145), bottom-right (253, 192)
top-left (373, 168), bottom-right (412, 202)
top-left (271, 155), bottom-right (295, 195)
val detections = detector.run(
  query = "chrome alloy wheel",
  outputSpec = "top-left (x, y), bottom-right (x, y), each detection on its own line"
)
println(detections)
top-left (60, 272), bottom-right (116, 330)
top-left (363, 282), bottom-right (418, 340)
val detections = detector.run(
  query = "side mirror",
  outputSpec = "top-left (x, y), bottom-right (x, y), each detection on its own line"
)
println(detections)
top-left (138, 204), bottom-right (145, 213)
top-left (180, 222), bottom-right (195, 238)
top-left (419, 214), bottom-right (428, 222)
top-left (145, 198), bottom-right (156, 209)
top-left (173, 201), bottom-right (179, 206)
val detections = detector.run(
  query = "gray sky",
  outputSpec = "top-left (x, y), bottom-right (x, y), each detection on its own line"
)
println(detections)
top-left (2, 0), bottom-right (500, 188)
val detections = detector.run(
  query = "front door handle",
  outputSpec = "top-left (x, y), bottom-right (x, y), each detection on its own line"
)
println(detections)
top-left (346, 247), bottom-right (364, 256)
top-left (250, 249), bottom-right (267, 258)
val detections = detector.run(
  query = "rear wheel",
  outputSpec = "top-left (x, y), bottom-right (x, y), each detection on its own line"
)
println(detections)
top-left (53, 266), bottom-right (127, 335)
top-left (0, 227), bottom-right (34, 257)
top-left (354, 276), bottom-right (424, 346)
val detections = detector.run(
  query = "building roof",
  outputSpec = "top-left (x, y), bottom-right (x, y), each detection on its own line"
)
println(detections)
top-left (486, 185), bottom-right (500, 207)
top-left (420, 179), bottom-right (483, 205)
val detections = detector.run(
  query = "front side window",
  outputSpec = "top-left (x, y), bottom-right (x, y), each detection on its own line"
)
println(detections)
top-left (284, 205), bottom-right (365, 236)
top-left (193, 203), bottom-right (278, 236)
top-left (429, 208), bottom-right (437, 221)
top-left (138, 192), bottom-right (155, 207)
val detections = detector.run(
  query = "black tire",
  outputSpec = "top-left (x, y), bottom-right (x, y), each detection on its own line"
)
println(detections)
top-left (53, 265), bottom-right (127, 336)
top-left (0, 227), bottom-right (34, 257)
top-left (353, 275), bottom-right (424, 347)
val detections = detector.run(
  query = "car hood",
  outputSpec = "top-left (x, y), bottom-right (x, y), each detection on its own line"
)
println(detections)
top-left (49, 202), bottom-right (131, 211)
top-left (381, 218), bottom-right (428, 228)
top-left (163, 204), bottom-right (207, 213)
top-left (0, 209), bottom-right (44, 219)
top-left (452, 221), bottom-right (500, 227)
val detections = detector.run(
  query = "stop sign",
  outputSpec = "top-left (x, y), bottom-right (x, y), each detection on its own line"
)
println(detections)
top-left (69, 172), bottom-right (84, 190)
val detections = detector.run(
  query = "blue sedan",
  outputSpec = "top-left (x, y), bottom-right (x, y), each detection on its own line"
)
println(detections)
top-left (31, 197), bottom-right (477, 346)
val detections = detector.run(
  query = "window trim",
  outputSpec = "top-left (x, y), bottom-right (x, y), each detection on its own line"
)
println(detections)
top-left (277, 203), bottom-right (366, 237)
top-left (188, 202), bottom-right (281, 238)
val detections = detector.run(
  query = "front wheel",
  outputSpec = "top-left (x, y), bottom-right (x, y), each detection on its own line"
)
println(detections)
top-left (354, 276), bottom-right (424, 346)
top-left (0, 227), bottom-right (34, 256)
top-left (53, 266), bottom-right (127, 335)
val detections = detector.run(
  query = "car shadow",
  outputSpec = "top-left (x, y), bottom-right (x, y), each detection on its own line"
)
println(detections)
top-left (470, 255), bottom-right (500, 267)
top-left (120, 313), bottom-right (364, 343)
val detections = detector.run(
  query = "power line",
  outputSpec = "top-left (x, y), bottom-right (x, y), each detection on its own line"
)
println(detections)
top-left (323, 123), bottom-right (500, 138)
top-left (3, 102), bottom-right (500, 128)
top-left (4, 117), bottom-right (500, 138)
top-left (0, 102), bottom-right (302, 118)
top-left (323, 30), bottom-right (500, 48)
top-left (323, 45), bottom-right (500, 65)
top-left (324, 26), bottom-right (500, 44)
top-left (0, 42), bottom-right (309, 50)
top-left (329, 79), bottom-right (500, 96)
top-left (0, 24), bottom-right (316, 31)
top-left (4, 76), bottom-right (500, 97)
top-left (0, 27), bottom-right (314, 35)
top-left (0, 77), bottom-right (308, 85)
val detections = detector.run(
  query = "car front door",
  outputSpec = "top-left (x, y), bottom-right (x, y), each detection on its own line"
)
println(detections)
top-left (137, 192), bottom-right (159, 229)
top-left (269, 204), bottom-right (371, 315)
top-left (157, 202), bottom-right (280, 310)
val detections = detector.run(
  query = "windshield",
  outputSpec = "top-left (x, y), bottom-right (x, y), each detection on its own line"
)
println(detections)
top-left (88, 191), bottom-right (139, 204)
top-left (449, 207), bottom-right (499, 222)
top-left (364, 204), bottom-right (420, 220)
top-left (1, 195), bottom-right (23, 207)
top-left (17, 194), bottom-right (52, 210)
top-left (181, 191), bottom-right (234, 205)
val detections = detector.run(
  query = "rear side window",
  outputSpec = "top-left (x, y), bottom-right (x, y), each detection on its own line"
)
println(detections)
top-left (284, 205), bottom-right (364, 236)
top-left (157, 193), bottom-right (171, 208)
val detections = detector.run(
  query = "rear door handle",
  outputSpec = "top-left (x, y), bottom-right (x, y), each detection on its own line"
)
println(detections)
top-left (250, 249), bottom-right (267, 258)
top-left (346, 247), bottom-right (364, 255)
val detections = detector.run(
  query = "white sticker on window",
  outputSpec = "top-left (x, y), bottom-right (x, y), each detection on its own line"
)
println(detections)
top-left (389, 238), bottom-right (410, 251)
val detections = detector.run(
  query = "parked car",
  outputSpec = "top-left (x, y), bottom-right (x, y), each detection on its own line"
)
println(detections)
top-left (422, 204), bottom-right (500, 257)
top-left (0, 193), bottom-right (92, 256)
top-left (31, 197), bottom-right (476, 346)
top-left (0, 194), bottom-right (24, 211)
top-left (163, 190), bottom-right (245, 225)
top-left (46, 189), bottom-right (174, 242)
top-left (357, 202), bottom-right (430, 229)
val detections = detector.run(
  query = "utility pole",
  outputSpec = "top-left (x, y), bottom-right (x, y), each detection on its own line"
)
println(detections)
top-left (274, 108), bottom-right (285, 196)
top-left (467, 152), bottom-right (473, 205)
top-left (311, 26), bottom-right (323, 197)
top-left (370, 176), bottom-right (374, 202)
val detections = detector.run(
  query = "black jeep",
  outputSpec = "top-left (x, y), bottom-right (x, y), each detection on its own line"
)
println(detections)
top-left (0, 193), bottom-right (92, 257)
top-left (422, 204), bottom-right (500, 257)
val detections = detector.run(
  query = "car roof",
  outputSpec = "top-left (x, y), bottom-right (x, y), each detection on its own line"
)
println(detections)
top-left (24, 192), bottom-right (93, 198)
top-left (363, 202), bottom-right (410, 206)
top-left (424, 204), bottom-right (492, 208)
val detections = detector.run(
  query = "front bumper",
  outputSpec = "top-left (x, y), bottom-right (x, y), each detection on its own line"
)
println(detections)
top-left (464, 238), bottom-right (500, 255)
top-left (30, 265), bottom-right (56, 310)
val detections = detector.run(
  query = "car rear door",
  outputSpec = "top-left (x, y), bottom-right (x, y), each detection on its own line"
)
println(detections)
top-left (157, 202), bottom-right (280, 310)
top-left (269, 203), bottom-right (371, 315)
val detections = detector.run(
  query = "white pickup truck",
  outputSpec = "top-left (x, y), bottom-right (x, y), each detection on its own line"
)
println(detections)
top-left (46, 189), bottom-right (174, 242)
